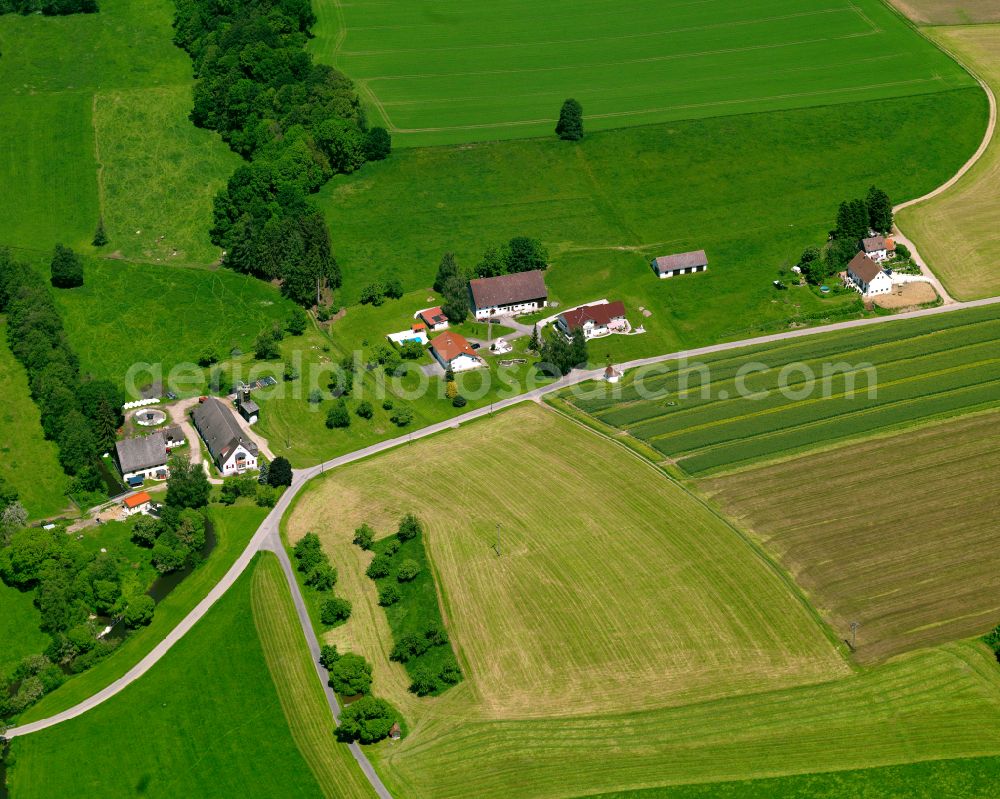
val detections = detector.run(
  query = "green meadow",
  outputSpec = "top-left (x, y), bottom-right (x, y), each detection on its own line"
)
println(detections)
top-left (24, 255), bottom-right (296, 385)
top-left (8, 558), bottom-right (325, 799)
top-left (0, 0), bottom-right (236, 264)
top-left (0, 320), bottom-right (70, 518)
top-left (312, 0), bottom-right (974, 146)
top-left (0, 581), bottom-right (49, 674)
top-left (319, 89), bottom-right (987, 344)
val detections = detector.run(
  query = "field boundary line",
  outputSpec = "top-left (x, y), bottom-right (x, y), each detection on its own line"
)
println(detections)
top-left (541, 399), bottom-right (856, 669)
top-left (91, 93), bottom-right (106, 229)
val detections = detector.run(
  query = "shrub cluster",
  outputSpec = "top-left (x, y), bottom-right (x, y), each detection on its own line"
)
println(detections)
top-left (172, 0), bottom-right (391, 305)
top-left (319, 646), bottom-right (398, 743)
top-left (0, 249), bottom-right (124, 492)
top-left (294, 532), bottom-right (352, 625)
top-left (983, 626), bottom-right (1000, 662)
top-left (538, 327), bottom-right (588, 376)
top-left (131, 504), bottom-right (208, 575)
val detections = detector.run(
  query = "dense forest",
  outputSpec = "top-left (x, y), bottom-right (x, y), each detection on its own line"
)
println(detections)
top-left (0, 249), bottom-right (123, 497)
top-left (173, 0), bottom-right (391, 306)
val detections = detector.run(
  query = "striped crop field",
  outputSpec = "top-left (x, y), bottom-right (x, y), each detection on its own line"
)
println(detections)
top-left (308, 0), bottom-right (975, 145)
top-left (286, 404), bottom-right (847, 723)
top-left (701, 410), bottom-right (1000, 663)
top-left (560, 304), bottom-right (1000, 476)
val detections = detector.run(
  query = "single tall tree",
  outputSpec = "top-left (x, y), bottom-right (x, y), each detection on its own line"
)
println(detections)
top-left (433, 252), bottom-right (460, 292)
top-left (50, 244), bottom-right (84, 288)
top-left (556, 99), bottom-right (584, 141)
top-left (165, 456), bottom-right (211, 509)
top-left (866, 186), bottom-right (893, 234)
top-left (91, 218), bottom-right (108, 247)
top-left (268, 456), bottom-right (293, 487)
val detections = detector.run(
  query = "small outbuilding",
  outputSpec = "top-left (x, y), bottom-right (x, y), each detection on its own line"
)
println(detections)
top-left (122, 491), bottom-right (153, 517)
top-left (417, 307), bottom-right (449, 331)
top-left (389, 722), bottom-right (402, 740)
top-left (603, 365), bottom-right (623, 384)
top-left (651, 250), bottom-right (708, 279)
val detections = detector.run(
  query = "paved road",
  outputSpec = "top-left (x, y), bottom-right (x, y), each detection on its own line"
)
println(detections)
top-left (7, 294), bottom-right (1000, 739)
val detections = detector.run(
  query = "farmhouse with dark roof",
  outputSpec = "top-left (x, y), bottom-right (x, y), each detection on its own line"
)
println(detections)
top-left (192, 397), bottom-right (259, 475)
top-left (469, 270), bottom-right (548, 320)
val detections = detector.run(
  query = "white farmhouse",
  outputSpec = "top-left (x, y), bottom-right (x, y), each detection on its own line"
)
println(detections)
top-left (860, 235), bottom-right (895, 263)
top-left (556, 301), bottom-right (629, 340)
top-left (192, 397), bottom-right (259, 475)
top-left (651, 250), bottom-right (708, 278)
top-left (429, 331), bottom-right (485, 372)
top-left (847, 252), bottom-right (893, 297)
top-left (115, 433), bottom-right (169, 484)
top-left (469, 270), bottom-right (548, 320)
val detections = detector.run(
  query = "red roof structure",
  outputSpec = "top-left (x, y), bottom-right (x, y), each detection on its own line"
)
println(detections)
top-left (123, 491), bottom-right (152, 509)
top-left (419, 307), bottom-right (448, 327)
top-left (430, 331), bottom-right (480, 364)
top-left (559, 301), bottom-right (627, 332)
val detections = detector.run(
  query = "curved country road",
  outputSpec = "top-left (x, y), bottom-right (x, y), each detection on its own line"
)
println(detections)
top-left (891, 34), bottom-right (998, 304)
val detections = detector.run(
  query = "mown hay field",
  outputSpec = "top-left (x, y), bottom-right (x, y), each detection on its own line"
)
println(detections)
top-left (310, 0), bottom-right (974, 146)
top-left (561, 304), bottom-right (1000, 476)
top-left (890, 0), bottom-right (1000, 24)
top-left (287, 403), bottom-right (847, 722)
top-left (701, 410), bottom-right (1000, 663)
top-left (251, 553), bottom-right (377, 799)
top-left (896, 25), bottom-right (1000, 301)
top-left (374, 642), bottom-right (1000, 798)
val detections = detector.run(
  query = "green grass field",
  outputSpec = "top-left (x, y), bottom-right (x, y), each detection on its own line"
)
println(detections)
top-left (311, 0), bottom-right (974, 146)
top-left (319, 89), bottom-right (986, 325)
top-left (578, 756), bottom-right (1000, 798)
top-left (702, 410), bottom-right (1000, 663)
top-left (0, 581), bottom-right (49, 675)
top-left (23, 255), bottom-right (296, 385)
top-left (287, 404), bottom-right (847, 722)
top-left (0, 320), bottom-right (70, 519)
top-left (559, 304), bottom-right (1000, 476)
top-left (251, 553), bottom-right (377, 799)
top-left (0, 0), bottom-right (236, 264)
top-left (896, 25), bottom-right (1000, 301)
top-left (19, 503), bottom-right (268, 723)
top-left (8, 557), bottom-right (324, 799)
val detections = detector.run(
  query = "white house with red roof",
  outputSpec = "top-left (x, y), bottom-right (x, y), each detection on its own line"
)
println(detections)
top-left (122, 491), bottom-right (153, 517)
top-left (556, 301), bottom-right (629, 340)
top-left (860, 235), bottom-right (895, 263)
top-left (429, 331), bottom-right (485, 372)
top-left (416, 306), bottom-right (449, 331)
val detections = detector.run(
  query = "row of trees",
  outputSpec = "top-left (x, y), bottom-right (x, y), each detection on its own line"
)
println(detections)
top-left (539, 327), bottom-right (588, 376)
top-left (319, 645), bottom-right (399, 744)
top-left (172, 0), bottom-right (391, 306)
top-left (293, 532), bottom-right (352, 625)
top-left (0, 0), bottom-right (96, 15)
top-left (0, 249), bottom-right (124, 495)
top-left (473, 236), bottom-right (549, 278)
top-left (798, 186), bottom-right (894, 285)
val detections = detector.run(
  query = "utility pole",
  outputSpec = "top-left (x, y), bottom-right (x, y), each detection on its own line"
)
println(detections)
top-left (495, 522), bottom-right (502, 557)
top-left (849, 621), bottom-right (860, 650)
